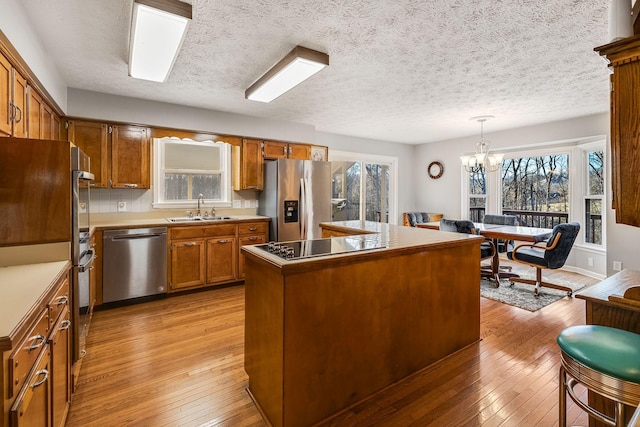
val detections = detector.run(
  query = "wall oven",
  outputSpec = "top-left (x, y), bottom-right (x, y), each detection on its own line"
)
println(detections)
top-left (71, 147), bottom-right (95, 362)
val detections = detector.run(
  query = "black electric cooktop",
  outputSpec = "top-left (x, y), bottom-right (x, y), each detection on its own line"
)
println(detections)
top-left (256, 235), bottom-right (387, 260)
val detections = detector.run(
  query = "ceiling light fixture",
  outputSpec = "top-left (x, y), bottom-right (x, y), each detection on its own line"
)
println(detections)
top-left (245, 46), bottom-right (329, 103)
top-left (460, 115), bottom-right (504, 173)
top-left (129, 0), bottom-right (192, 82)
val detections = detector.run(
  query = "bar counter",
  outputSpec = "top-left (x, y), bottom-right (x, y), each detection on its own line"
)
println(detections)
top-left (242, 221), bottom-right (483, 426)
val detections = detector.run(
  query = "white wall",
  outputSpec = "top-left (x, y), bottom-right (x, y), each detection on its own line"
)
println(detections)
top-left (0, 0), bottom-right (67, 111)
top-left (412, 113), bottom-right (640, 278)
top-left (68, 89), bottom-right (316, 144)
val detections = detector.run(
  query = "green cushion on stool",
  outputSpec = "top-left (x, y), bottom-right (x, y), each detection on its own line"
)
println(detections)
top-left (557, 325), bottom-right (640, 384)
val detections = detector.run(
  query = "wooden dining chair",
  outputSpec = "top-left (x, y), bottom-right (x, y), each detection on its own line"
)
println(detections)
top-left (507, 222), bottom-right (580, 297)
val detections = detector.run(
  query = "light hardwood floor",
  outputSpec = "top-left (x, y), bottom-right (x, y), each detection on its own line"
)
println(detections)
top-left (66, 262), bottom-right (599, 427)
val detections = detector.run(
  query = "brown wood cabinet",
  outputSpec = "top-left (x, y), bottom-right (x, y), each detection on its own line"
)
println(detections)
top-left (238, 222), bottom-right (267, 279)
top-left (263, 140), bottom-right (311, 160)
top-left (66, 120), bottom-right (150, 189)
top-left (111, 125), bottom-right (150, 189)
top-left (170, 239), bottom-right (206, 290)
top-left (206, 236), bottom-right (237, 284)
top-left (233, 138), bottom-right (264, 191)
top-left (0, 52), bottom-right (27, 138)
top-left (2, 265), bottom-right (71, 427)
top-left (168, 220), bottom-right (268, 292)
top-left (67, 120), bottom-right (109, 187)
top-left (9, 345), bottom-right (52, 427)
top-left (27, 86), bottom-right (43, 139)
top-left (596, 36), bottom-right (640, 227)
top-left (49, 308), bottom-right (71, 427)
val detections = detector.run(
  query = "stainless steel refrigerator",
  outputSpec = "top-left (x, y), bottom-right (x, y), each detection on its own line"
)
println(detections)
top-left (258, 158), bottom-right (331, 242)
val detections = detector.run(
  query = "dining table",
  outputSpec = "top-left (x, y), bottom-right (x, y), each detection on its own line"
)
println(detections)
top-left (417, 221), bottom-right (554, 284)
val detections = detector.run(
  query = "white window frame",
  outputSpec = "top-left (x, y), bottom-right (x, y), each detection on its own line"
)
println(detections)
top-left (460, 139), bottom-right (606, 251)
top-left (578, 141), bottom-right (606, 248)
top-left (328, 150), bottom-right (399, 224)
top-left (152, 137), bottom-right (232, 209)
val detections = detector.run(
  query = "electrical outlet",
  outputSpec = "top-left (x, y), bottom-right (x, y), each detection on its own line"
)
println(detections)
top-left (244, 200), bottom-right (251, 208)
top-left (587, 257), bottom-right (594, 267)
top-left (118, 201), bottom-right (127, 212)
top-left (233, 200), bottom-right (241, 209)
top-left (613, 261), bottom-right (622, 271)
top-left (255, 200), bottom-right (259, 208)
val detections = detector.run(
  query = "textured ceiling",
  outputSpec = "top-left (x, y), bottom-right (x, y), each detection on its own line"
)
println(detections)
top-left (19, 0), bottom-right (612, 144)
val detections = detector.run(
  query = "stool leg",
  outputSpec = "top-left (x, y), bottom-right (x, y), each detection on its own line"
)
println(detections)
top-left (615, 401), bottom-right (625, 427)
top-left (559, 365), bottom-right (567, 427)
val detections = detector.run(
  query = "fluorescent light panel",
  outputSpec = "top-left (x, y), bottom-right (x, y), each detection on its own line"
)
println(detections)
top-left (129, 0), bottom-right (192, 82)
top-left (246, 46), bottom-right (329, 103)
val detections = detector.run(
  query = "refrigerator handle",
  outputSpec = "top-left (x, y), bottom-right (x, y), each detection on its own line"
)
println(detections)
top-left (300, 178), bottom-right (307, 240)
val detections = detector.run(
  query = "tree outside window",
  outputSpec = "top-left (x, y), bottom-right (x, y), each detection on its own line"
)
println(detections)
top-left (501, 154), bottom-right (569, 228)
top-left (585, 150), bottom-right (604, 245)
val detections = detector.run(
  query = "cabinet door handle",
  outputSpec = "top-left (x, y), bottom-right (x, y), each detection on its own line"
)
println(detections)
top-left (248, 227), bottom-right (257, 231)
top-left (184, 242), bottom-right (197, 247)
top-left (247, 186), bottom-right (257, 189)
top-left (123, 183), bottom-right (138, 188)
top-left (60, 320), bottom-right (71, 331)
top-left (283, 146), bottom-right (287, 156)
top-left (288, 146), bottom-right (292, 156)
top-left (27, 334), bottom-right (47, 352)
top-left (55, 295), bottom-right (69, 306)
top-left (248, 237), bottom-right (258, 241)
top-left (14, 105), bottom-right (23, 124)
top-left (217, 239), bottom-right (228, 243)
top-left (31, 369), bottom-right (49, 389)
top-left (8, 103), bottom-right (15, 121)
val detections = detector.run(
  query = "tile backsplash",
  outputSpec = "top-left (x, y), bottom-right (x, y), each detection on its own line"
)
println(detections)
top-left (90, 189), bottom-right (258, 214)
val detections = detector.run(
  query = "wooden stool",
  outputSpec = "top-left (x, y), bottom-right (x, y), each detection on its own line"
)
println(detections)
top-left (557, 325), bottom-right (640, 427)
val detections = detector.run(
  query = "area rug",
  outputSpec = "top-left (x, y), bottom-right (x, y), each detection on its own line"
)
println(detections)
top-left (480, 274), bottom-right (586, 312)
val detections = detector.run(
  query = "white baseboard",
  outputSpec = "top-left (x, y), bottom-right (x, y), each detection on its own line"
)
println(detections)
top-left (561, 265), bottom-right (606, 281)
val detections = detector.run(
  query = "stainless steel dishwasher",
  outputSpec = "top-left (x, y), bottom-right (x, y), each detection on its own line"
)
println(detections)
top-left (103, 227), bottom-right (168, 303)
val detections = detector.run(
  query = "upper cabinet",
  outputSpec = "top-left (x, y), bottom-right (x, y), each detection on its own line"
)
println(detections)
top-left (1, 49), bottom-right (61, 140)
top-left (596, 36), bottom-right (640, 227)
top-left (263, 140), bottom-right (311, 160)
top-left (111, 125), bottom-right (150, 189)
top-left (27, 86), bottom-right (43, 139)
top-left (67, 120), bottom-right (150, 189)
top-left (234, 138), bottom-right (264, 191)
top-left (0, 52), bottom-right (27, 138)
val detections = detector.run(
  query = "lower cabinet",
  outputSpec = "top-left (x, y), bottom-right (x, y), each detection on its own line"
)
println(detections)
top-left (50, 308), bottom-right (71, 427)
top-left (169, 221), bottom-right (267, 292)
top-left (10, 346), bottom-right (52, 427)
top-left (170, 239), bottom-right (206, 290)
top-left (3, 266), bottom-right (71, 427)
top-left (207, 237), bottom-right (237, 284)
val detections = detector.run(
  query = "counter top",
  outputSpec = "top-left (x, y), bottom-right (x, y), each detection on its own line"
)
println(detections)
top-left (243, 220), bottom-right (482, 273)
top-left (90, 214), bottom-right (269, 232)
top-left (0, 260), bottom-right (70, 351)
top-left (576, 269), bottom-right (640, 312)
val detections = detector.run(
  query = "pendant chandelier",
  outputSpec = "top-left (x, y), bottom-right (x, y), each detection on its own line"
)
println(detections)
top-left (460, 115), bottom-right (503, 173)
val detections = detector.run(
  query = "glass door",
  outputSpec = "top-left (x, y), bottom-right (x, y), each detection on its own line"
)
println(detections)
top-left (330, 159), bottom-right (392, 223)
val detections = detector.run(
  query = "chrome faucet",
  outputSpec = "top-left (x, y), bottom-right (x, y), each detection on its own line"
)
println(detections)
top-left (196, 193), bottom-right (204, 217)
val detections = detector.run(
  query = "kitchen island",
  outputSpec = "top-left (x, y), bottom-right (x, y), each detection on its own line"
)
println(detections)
top-left (242, 221), bottom-right (483, 427)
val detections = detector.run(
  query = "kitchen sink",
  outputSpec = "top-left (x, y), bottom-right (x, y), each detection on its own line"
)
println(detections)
top-left (166, 216), bottom-right (234, 223)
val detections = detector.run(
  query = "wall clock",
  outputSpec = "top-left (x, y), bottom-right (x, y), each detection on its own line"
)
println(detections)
top-left (427, 161), bottom-right (444, 179)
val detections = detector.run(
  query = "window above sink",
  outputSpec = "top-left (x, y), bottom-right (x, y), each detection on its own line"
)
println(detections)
top-left (153, 138), bottom-right (233, 209)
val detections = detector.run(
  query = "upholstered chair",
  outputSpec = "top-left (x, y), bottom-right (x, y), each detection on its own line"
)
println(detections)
top-left (483, 214), bottom-right (519, 252)
top-left (507, 222), bottom-right (580, 297)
